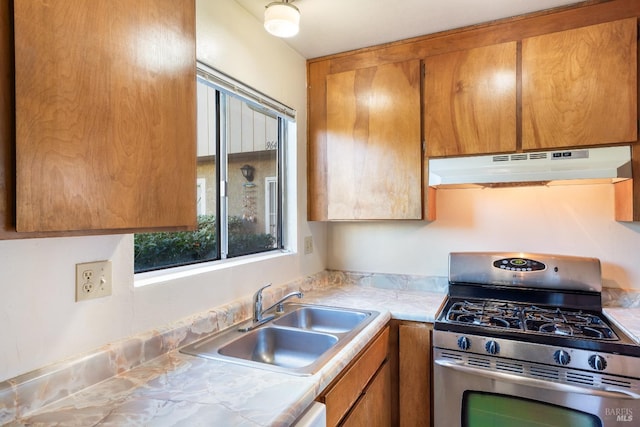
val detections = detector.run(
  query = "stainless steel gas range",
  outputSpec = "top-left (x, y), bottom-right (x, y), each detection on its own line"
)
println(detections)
top-left (433, 252), bottom-right (640, 427)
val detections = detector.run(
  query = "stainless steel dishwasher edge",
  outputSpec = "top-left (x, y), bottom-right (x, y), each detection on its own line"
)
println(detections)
top-left (292, 402), bottom-right (326, 427)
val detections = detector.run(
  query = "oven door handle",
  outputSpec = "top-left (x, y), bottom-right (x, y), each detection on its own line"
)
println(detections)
top-left (435, 359), bottom-right (640, 400)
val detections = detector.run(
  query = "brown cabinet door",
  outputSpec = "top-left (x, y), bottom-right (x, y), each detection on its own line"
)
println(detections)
top-left (13, 0), bottom-right (196, 233)
top-left (326, 60), bottom-right (422, 220)
top-left (424, 42), bottom-right (517, 157)
top-left (398, 322), bottom-right (432, 427)
top-left (522, 18), bottom-right (637, 150)
top-left (322, 327), bottom-right (390, 426)
top-left (341, 361), bottom-right (392, 427)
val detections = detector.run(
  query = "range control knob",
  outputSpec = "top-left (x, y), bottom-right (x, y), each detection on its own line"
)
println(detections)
top-left (457, 336), bottom-right (471, 351)
top-left (588, 355), bottom-right (607, 371)
top-left (485, 340), bottom-right (500, 355)
top-left (553, 350), bottom-right (571, 366)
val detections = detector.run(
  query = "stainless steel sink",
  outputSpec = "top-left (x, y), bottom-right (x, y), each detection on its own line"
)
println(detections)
top-left (180, 303), bottom-right (379, 375)
top-left (273, 305), bottom-right (367, 334)
top-left (219, 327), bottom-right (338, 368)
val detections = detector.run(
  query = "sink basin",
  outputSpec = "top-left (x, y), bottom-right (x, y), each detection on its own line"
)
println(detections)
top-left (273, 306), bottom-right (367, 334)
top-left (180, 303), bottom-right (379, 375)
top-left (219, 327), bottom-right (338, 368)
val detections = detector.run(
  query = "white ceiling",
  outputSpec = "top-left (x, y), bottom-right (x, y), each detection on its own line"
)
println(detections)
top-left (234, 0), bottom-right (587, 58)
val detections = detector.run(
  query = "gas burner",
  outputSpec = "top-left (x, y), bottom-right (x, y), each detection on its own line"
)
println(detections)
top-left (527, 319), bottom-right (618, 340)
top-left (444, 300), bottom-right (619, 341)
top-left (446, 301), bottom-right (523, 330)
top-left (538, 322), bottom-right (573, 336)
top-left (455, 314), bottom-right (514, 328)
top-left (522, 306), bottom-right (619, 340)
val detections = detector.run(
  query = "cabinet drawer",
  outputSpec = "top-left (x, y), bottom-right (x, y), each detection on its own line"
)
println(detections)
top-left (321, 326), bottom-right (389, 426)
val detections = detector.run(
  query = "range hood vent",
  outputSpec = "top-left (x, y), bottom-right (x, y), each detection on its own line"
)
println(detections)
top-left (428, 146), bottom-right (632, 188)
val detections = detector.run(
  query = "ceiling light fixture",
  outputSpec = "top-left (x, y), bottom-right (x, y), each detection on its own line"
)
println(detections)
top-left (264, 1), bottom-right (300, 38)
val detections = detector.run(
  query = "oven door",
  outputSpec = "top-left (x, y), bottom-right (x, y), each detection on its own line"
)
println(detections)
top-left (434, 349), bottom-right (639, 427)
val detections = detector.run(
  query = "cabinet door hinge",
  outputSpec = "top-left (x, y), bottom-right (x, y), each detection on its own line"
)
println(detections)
top-left (422, 140), bottom-right (426, 152)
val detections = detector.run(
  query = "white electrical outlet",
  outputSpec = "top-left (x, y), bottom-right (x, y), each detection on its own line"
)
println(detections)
top-left (76, 260), bottom-right (112, 301)
top-left (304, 236), bottom-right (313, 255)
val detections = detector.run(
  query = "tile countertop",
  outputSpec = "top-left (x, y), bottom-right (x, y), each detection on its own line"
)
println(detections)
top-left (604, 307), bottom-right (640, 343)
top-left (9, 284), bottom-right (447, 426)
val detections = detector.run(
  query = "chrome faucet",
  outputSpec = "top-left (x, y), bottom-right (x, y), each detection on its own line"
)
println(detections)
top-left (241, 283), bottom-right (303, 331)
top-left (252, 283), bottom-right (273, 323)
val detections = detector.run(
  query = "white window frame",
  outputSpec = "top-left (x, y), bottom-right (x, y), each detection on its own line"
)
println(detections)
top-left (133, 62), bottom-right (295, 278)
top-left (264, 176), bottom-right (277, 237)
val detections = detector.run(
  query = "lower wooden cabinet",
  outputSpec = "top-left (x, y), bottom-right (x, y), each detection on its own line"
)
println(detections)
top-left (342, 360), bottom-right (391, 426)
top-left (317, 326), bottom-right (390, 426)
top-left (390, 320), bottom-right (433, 427)
top-left (317, 321), bottom-right (432, 427)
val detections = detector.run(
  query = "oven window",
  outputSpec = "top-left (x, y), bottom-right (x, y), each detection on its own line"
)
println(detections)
top-left (462, 391), bottom-right (601, 427)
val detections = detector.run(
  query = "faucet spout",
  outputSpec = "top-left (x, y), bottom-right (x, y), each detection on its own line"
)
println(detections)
top-left (248, 283), bottom-right (305, 323)
top-left (241, 284), bottom-right (304, 332)
top-left (264, 291), bottom-right (304, 315)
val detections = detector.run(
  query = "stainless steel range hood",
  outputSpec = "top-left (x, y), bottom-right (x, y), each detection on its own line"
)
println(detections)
top-left (428, 146), bottom-right (632, 188)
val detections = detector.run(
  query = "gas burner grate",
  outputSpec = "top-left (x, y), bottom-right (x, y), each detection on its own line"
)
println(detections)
top-left (446, 301), bottom-right (523, 330)
top-left (445, 300), bottom-right (619, 341)
top-left (523, 306), bottom-right (618, 340)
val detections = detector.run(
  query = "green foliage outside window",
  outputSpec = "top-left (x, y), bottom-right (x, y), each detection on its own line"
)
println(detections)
top-left (134, 215), bottom-right (276, 273)
top-left (227, 216), bottom-right (277, 257)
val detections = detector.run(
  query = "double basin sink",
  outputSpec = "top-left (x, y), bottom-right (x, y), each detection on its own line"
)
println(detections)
top-left (181, 303), bottom-right (379, 375)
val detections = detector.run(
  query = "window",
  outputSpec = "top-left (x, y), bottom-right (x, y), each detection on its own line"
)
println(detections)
top-left (134, 64), bottom-right (294, 273)
top-left (463, 392), bottom-right (600, 427)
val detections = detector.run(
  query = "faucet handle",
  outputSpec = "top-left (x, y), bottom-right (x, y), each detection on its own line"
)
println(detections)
top-left (254, 283), bottom-right (272, 301)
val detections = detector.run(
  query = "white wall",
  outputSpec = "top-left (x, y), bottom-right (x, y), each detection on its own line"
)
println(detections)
top-left (0, 0), bottom-right (325, 382)
top-left (328, 184), bottom-right (640, 290)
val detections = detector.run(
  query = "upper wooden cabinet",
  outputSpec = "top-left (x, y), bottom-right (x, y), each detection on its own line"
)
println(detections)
top-left (308, 2), bottom-right (640, 222)
top-left (522, 18), bottom-right (637, 150)
top-left (324, 59), bottom-right (422, 220)
top-left (425, 18), bottom-right (637, 157)
top-left (11, 0), bottom-right (196, 233)
top-left (424, 42), bottom-right (517, 157)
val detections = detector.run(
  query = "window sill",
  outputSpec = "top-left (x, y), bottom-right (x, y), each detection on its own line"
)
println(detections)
top-left (134, 250), bottom-right (293, 288)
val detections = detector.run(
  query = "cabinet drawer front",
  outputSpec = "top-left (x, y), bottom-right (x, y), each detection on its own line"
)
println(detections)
top-left (323, 326), bottom-right (389, 426)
